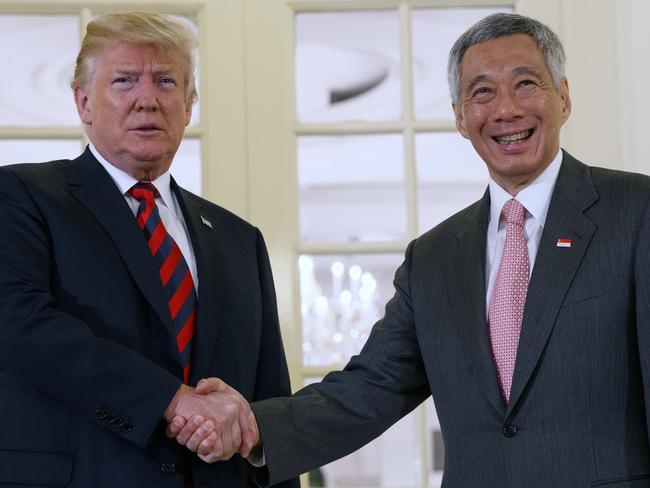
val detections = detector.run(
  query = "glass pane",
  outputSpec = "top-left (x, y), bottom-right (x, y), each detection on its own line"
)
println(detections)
top-left (411, 6), bottom-right (514, 120)
top-left (170, 138), bottom-right (201, 195)
top-left (0, 140), bottom-right (82, 166)
top-left (416, 132), bottom-right (488, 234)
top-left (426, 399), bottom-right (444, 487)
top-left (300, 253), bottom-right (403, 367)
top-left (295, 10), bottom-right (401, 123)
top-left (299, 134), bottom-right (406, 243)
top-left (304, 377), bottom-right (419, 488)
top-left (0, 15), bottom-right (80, 126)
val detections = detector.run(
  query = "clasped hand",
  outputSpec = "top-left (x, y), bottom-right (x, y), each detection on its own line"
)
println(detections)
top-left (163, 378), bottom-right (258, 463)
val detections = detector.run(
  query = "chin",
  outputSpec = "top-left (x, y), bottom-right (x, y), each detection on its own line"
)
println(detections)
top-left (129, 147), bottom-right (169, 163)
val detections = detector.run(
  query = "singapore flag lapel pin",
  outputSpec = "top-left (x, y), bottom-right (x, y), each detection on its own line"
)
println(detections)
top-left (556, 238), bottom-right (572, 248)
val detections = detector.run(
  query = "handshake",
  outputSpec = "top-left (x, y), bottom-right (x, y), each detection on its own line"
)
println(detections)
top-left (163, 377), bottom-right (259, 463)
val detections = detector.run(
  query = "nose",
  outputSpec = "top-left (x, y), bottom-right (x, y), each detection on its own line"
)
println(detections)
top-left (134, 79), bottom-right (160, 112)
top-left (492, 90), bottom-right (524, 122)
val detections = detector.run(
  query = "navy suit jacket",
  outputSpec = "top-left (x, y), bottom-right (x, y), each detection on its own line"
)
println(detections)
top-left (0, 148), bottom-right (298, 488)
top-left (253, 152), bottom-right (650, 488)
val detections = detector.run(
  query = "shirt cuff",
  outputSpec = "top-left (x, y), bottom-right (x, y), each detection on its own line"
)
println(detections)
top-left (246, 445), bottom-right (266, 467)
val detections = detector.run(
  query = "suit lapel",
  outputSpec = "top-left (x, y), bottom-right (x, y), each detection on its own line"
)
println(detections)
top-left (506, 153), bottom-right (598, 416)
top-left (66, 149), bottom-right (178, 354)
top-left (445, 190), bottom-right (505, 415)
top-left (172, 183), bottom-right (227, 384)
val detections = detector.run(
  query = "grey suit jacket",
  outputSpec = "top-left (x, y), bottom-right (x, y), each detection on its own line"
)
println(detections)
top-left (252, 152), bottom-right (650, 488)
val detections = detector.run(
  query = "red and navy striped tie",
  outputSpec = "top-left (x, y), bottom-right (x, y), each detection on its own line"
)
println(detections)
top-left (128, 182), bottom-right (196, 384)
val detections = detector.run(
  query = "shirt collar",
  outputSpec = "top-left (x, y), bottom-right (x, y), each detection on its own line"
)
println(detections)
top-left (488, 149), bottom-right (563, 226)
top-left (89, 143), bottom-right (175, 209)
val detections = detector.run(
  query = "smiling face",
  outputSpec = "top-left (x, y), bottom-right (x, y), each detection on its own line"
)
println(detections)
top-left (452, 34), bottom-right (571, 195)
top-left (74, 42), bottom-right (191, 181)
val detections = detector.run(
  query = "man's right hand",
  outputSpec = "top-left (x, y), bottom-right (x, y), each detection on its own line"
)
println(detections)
top-left (164, 378), bottom-right (260, 462)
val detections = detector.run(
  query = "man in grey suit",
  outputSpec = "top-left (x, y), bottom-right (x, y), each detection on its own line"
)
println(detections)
top-left (171, 13), bottom-right (650, 487)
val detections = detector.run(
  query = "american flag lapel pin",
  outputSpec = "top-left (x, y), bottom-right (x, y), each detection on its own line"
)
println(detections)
top-left (200, 215), bottom-right (213, 229)
top-left (556, 238), bottom-right (572, 248)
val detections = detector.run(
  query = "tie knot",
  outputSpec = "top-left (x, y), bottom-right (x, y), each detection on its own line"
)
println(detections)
top-left (502, 198), bottom-right (526, 225)
top-left (128, 181), bottom-right (160, 201)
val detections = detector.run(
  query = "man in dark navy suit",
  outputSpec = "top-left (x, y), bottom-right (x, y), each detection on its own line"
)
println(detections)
top-left (0, 12), bottom-right (297, 488)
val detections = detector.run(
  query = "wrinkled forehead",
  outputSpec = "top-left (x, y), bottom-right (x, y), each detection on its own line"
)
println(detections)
top-left (86, 41), bottom-right (187, 82)
top-left (459, 34), bottom-right (546, 81)
top-left (98, 40), bottom-right (183, 64)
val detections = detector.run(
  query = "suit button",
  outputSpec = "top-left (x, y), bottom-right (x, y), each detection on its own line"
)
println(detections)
top-left (160, 462), bottom-right (176, 474)
top-left (119, 421), bottom-right (133, 433)
top-left (94, 408), bottom-right (110, 423)
top-left (502, 424), bottom-right (518, 438)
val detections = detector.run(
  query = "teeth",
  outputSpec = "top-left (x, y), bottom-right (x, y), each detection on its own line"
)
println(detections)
top-left (495, 130), bottom-right (532, 144)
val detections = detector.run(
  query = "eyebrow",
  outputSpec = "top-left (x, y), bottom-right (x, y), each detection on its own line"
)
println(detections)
top-left (463, 66), bottom-right (544, 94)
top-left (112, 66), bottom-right (177, 76)
top-left (512, 66), bottom-right (544, 79)
top-left (465, 74), bottom-right (489, 95)
top-left (113, 69), bottom-right (140, 76)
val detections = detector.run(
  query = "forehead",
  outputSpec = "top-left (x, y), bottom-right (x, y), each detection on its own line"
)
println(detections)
top-left (459, 34), bottom-right (549, 84)
top-left (95, 41), bottom-right (183, 71)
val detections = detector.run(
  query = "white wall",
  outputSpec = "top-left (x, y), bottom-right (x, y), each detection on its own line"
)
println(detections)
top-left (559, 0), bottom-right (649, 174)
top-left (616, 0), bottom-right (650, 174)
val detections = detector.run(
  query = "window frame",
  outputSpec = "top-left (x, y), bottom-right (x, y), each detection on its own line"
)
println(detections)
top-left (243, 1), bottom-right (559, 487)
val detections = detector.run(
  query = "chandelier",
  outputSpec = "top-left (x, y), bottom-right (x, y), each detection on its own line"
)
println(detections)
top-left (300, 255), bottom-right (380, 366)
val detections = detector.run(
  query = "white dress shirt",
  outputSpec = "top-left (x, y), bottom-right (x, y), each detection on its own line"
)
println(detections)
top-left (485, 150), bottom-right (563, 311)
top-left (89, 144), bottom-right (199, 290)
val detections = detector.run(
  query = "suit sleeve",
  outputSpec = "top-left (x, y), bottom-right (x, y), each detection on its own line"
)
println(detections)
top-left (634, 194), bottom-right (650, 445)
top-left (251, 241), bottom-right (431, 485)
top-left (251, 230), bottom-right (294, 402)
top-left (0, 168), bottom-right (181, 447)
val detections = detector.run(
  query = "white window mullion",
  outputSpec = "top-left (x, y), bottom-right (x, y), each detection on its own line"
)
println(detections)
top-left (399, 2), bottom-right (419, 241)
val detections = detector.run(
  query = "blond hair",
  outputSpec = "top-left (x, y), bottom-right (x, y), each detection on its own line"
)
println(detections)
top-left (71, 12), bottom-right (198, 105)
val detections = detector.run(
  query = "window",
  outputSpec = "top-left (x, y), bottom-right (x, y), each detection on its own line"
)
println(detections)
top-left (293, 3), bottom-right (512, 487)
top-left (0, 5), bottom-right (203, 195)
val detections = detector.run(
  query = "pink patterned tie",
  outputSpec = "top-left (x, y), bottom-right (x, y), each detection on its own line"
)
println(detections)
top-left (488, 198), bottom-right (529, 402)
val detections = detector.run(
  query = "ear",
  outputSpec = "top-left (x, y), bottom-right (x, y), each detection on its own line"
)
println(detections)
top-left (74, 86), bottom-right (92, 126)
top-left (559, 77), bottom-right (572, 123)
top-left (452, 101), bottom-right (470, 140)
top-left (184, 103), bottom-right (192, 127)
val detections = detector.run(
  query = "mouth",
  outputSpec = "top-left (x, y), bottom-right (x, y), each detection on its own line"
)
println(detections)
top-left (492, 129), bottom-right (534, 145)
top-left (132, 124), bottom-right (162, 131)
